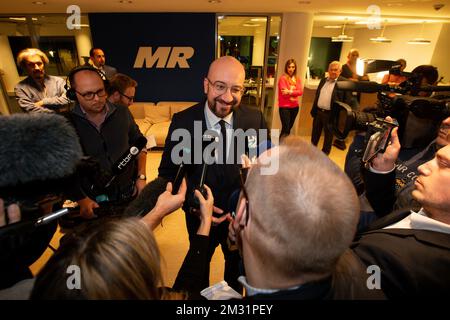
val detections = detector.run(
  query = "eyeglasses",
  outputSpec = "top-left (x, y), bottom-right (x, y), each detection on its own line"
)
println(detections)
top-left (239, 167), bottom-right (250, 226)
top-left (75, 88), bottom-right (107, 101)
top-left (120, 92), bottom-right (135, 102)
top-left (206, 78), bottom-right (245, 96)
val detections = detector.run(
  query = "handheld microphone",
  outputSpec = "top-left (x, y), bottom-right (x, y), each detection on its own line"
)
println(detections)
top-left (104, 136), bottom-right (147, 188)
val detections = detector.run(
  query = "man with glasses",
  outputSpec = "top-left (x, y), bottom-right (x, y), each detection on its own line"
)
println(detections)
top-left (227, 137), bottom-right (382, 299)
top-left (107, 73), bottom-right (137, 107)
top-left (67, 67), bottom-right (146, 219)
top-left (159, 56), bottom-right (268, 293)
top-left (14, 48), bottom-right (69, 113)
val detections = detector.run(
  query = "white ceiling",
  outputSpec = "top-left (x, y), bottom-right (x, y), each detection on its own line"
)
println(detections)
top-left (0, 0), bottom-right (449, 22)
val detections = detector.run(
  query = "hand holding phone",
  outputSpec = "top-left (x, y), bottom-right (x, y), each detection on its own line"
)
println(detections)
top-left (365, 118), bottom-right (401, 171)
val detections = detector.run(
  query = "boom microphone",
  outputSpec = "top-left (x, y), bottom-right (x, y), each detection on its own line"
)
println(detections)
top-left (336, 81), bottom-right (387, 93)
top-left (0, 114), bottom-right (83, 187)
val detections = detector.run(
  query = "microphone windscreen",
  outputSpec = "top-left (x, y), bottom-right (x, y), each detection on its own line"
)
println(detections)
top-left (0, 114), bottom-right (83, 187)
top-left (123, 176), bottom-right (168, 217)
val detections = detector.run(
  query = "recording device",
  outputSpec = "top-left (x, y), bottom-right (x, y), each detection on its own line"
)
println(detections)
top-left (0, 114), bottom-right (82, 288)
top-left (362, 119), bottom-right (398, 163)
top-left (0, 208), bottom-right (69, 237)
top-left (104, 136), bottom-right (147, 188)
top-left (186, 133), bottom-right (216, 212)
top-left (0, 113), bottom-right (83, 219)
top-left (171, 163), bottom-right (185, 195)
top-left (330, 61), bottom-right (450, 155)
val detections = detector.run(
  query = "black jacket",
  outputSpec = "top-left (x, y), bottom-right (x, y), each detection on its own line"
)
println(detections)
top-left (158, 101), bottom-right (268, 213)
top-left (310, 75), bottom-right (351, 118)
top-left (352, 209), bottom-right (450, 298)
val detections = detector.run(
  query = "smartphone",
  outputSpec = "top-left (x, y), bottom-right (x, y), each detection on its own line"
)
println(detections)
top-left (171, 163), bottom-right (185, 195)
top-left (362, 121), bottom-right (397, 163)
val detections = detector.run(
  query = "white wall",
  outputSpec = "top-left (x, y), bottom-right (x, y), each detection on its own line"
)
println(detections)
top-left (342, 23), bottom-right (442, 72)
top-left (431, 23), bottom-right (450, 84)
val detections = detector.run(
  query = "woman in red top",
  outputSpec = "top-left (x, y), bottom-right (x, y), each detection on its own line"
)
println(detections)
top-left (278, 59), bottom-right (303, 138)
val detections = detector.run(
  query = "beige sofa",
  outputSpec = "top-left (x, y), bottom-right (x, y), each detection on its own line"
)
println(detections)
top-left (129, 101), bottom-right (197, 147)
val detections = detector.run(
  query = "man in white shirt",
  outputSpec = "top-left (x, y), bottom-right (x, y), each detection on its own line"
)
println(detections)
top-left (351, 123), bottom-right (450, 297)
top-left (310, 61), bottom-right (349, 155)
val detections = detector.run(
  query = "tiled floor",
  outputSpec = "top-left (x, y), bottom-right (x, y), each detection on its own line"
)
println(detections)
top-left (30, 134), bottom-right (351, 288)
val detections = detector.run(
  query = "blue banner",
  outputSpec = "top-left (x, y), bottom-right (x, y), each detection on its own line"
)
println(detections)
top-left (89, 13), bottom-right (216, 102)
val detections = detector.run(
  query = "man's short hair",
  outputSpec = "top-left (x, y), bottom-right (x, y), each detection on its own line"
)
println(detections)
top-left (329, 61), bottom-right (342, 70)
top-left (245, 137), bottom-right (359, 277)
top-left (89, 48), bottom-right (103, 58)
top-left (16, 48), bottom-right (49, 68)
top-left (412, 65), bottom-right (438, 85)
top-left (107, 73), bottom-right (138, 96)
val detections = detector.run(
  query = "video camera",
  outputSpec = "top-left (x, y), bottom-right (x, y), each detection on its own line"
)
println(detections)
top-left (330, 60), bottom-right (450, 162)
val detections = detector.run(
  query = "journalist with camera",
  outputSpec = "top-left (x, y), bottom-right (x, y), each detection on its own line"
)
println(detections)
top-left (334, 64), bottom-right (450, 219)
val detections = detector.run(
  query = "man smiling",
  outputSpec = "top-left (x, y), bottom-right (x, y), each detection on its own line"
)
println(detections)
top-left (159, 56), bottom-right (268, 293)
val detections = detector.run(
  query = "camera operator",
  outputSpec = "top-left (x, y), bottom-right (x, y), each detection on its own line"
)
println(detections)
top-left (345, 65), bottom-right (442, 211)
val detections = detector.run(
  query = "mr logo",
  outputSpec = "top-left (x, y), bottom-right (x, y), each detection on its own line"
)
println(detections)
top-left (134, 47), bottom-right (194, 69)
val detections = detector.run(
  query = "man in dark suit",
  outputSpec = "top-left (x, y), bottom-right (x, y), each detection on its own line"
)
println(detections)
top-left (352, 125), bottom-right (450, 297)
top-left (310, 61), bottom-right (349, 155)
top-left (89, 48), bottom-right (117, 80)
top-left (158, 56), bottom-right (268, 292)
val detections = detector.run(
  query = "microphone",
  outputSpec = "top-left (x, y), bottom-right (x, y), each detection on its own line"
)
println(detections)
top-left (0, 114), bottom-right (83, 188)
top-left (104, 136), bottom-right (147, 188)
top-left (123, 176), bottom-right (168, 217)
top-left (336, 81), bottom-right (388, 93)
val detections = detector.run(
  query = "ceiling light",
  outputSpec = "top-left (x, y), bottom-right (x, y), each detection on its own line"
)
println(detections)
top-left (407, 22), bottom-right (431, 44)
top-left (9, 17), bottom-right (38, 21)
top-left (119, 0), bottom-right (133, 3)
top-left (331, 19), bottom-right (354, 42)
top-left (407, 38), bottom-right (431, 44)
top-left (370, 21), bottom-right (392, 43)
top-left (32, 1), bottom-right (46, 4)
top-left (208, 0), bottom-right (221, 3)
top-left (72, 24), bottom-right (90, 28)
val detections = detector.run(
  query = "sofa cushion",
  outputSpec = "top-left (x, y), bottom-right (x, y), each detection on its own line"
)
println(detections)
top-left (147, 121), bottom-right (171, 146)
top-left (134, 119), bottom-right (151, 135)
top-left (145, 105), bottom-right (171, 124)
top-left (129, 102), bottom-right (154, 119)
top-left (156, 101), bottom-right (197, 117)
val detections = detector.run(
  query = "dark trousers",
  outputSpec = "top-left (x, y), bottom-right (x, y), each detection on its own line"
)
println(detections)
top-left (185, 211), bottom-right (242, 293)
top-left (279, 107), bottom-right (299, 137)
top-left (311, 109), bottom-right (333, 155)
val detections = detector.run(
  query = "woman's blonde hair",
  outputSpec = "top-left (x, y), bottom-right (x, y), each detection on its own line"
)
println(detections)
top-left (31, 217), bottom-right (185, 300)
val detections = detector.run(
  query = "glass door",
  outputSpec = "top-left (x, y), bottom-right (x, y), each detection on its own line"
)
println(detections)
top-left (217, 14), bottom-right (281, 128)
